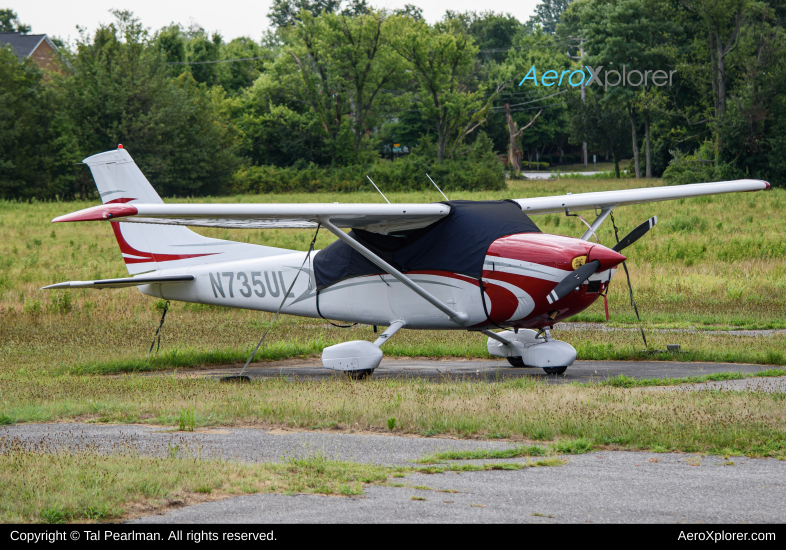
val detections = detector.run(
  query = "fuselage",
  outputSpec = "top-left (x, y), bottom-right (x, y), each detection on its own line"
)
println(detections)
top-left (140, 233), bottom-right (624, 331)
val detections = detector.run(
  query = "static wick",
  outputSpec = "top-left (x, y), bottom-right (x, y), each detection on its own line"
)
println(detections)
top-left (366, 175), bottom-right (390, 204)
top-left (426, 174), bottom-right (449, 201)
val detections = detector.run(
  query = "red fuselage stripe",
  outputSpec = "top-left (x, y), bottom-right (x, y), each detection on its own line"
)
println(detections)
top-left (110, 223), bottom-right (217, 264)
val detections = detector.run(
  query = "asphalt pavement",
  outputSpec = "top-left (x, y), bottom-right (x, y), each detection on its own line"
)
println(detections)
top-left (130, 450), bottom-right (786, 524)
top-left (4, 420), bottom-right (785, 523)
top-left (194, 357), bottom-right (778, 384)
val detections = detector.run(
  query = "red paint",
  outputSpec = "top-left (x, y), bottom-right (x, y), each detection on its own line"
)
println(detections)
top-left (587, 245), bottom-right (626, 271)
top-left (118, 144), bottom-right (123, 149)
top-left (481, 232), bottom-right (627, 329)
top-left (105, 197), bottom-right (137, 204)
top-left (764, 181), bottom-right (771, 189)
top-left (53, 204), bottom-right (138, 223)
top-left (488, 233), bottom-right (625, 271)
top-left (110, 223), bottom-right (217, 265)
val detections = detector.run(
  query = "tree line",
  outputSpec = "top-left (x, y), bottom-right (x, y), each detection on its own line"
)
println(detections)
top-left (1, 0), bottom-right (784, 200)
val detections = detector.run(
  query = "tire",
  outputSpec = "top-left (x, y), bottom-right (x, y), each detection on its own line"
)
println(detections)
top-left (345, 369), bottom-right (374, 380)
top-left (542, 366), bottom-right (567, 375)
top-left (506, 356), bottom-right (526, 368)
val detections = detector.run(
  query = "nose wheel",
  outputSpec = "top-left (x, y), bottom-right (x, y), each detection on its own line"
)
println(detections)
top-left (506, 356), bottom-right (526, 368)
top-left (345, 369), bottom-right (374, 380)
top-left (542, 366), bottom-right (567, 375)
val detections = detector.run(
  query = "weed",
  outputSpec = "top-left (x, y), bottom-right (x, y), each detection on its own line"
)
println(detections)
top-left (410, 496), bottom-right (427, 501)
top-left (418, 445), bottom-right (547, 464)
top-left (40, 506), bottom-right (66, 524)
top-left (551, 439), bottom-right (594, 455)
top-left (178, 408), bottom-right (195, 432)
top-left (387, 417), bottom-right (396, 431)
top-left (195, 485), bottom-right (213, 494)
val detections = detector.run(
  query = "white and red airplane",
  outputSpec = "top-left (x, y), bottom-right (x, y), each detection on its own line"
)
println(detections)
top-left (45, 147), bottom-right (770, 378)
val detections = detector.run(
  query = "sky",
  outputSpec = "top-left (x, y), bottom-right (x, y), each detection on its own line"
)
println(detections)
top-left (8, 0), bottom-right (540, 43)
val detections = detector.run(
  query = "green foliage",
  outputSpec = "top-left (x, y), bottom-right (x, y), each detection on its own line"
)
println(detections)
top-left (178, 407), bottom-right (195, 431)
top-left (0, 48), bottom-right (75, 199)
top-left (387, 417), bottom-right (396, 430)
top-left (663, 143), bottom-right (741, 185)
top-left (0, 9), bottom-right (31, 33)
top-left (233, 132), bottom-right (505, 193)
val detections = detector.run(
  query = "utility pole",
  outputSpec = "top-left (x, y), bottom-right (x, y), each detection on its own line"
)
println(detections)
top-left (568, 38), bottom-right (588, 169)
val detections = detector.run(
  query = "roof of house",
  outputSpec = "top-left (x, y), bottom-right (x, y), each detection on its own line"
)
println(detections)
top-left (0, 32), bottom-right (58, 62)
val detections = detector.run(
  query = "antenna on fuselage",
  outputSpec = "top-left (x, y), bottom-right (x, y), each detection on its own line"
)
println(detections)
top-left (426, 174), bottom-right (449, 201)
top-left (366, 175), bottom-right (391, 204)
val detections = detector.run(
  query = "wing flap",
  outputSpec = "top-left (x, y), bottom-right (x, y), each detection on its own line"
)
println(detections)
top-left (42, 275), bottom-right (195, 290)
top-left (515, 179), bottom-right (770, 214)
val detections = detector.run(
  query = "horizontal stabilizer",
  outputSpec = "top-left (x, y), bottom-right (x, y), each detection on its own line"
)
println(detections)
top-left (42, 274), bottom-right (195, 290)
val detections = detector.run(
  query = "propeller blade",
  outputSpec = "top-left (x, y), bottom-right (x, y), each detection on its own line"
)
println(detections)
top-left (547, 259), bottom-right (601, 304)
top-left (611, 216), bottom-right (657, 253)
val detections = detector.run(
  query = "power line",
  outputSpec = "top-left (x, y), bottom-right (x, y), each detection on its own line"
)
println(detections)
top-left (490, 89), bottom-right (568, 109)
top-left (168, 38), bottom-right (577, 65)
top-left (169, 55), bottom-right (276, 65)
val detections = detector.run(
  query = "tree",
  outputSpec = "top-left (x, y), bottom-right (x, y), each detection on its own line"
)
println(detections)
top-left (579, 0), bottom-right (682, 178)
top-left (528, 0), bottom-right (575, 34)
top-left (0, 47), bottom-right (78, 199)
top-left (268, 0), bottom-right (341, 28)
top-left (499, 29), bottom-right (571, 168)
top-left (281, 10), bottom-right (404, 159)
top-left (464, 11), bottom-right (524, 64)
top-left (568, 89), bottom-right (630, 177)
top-left (60, 11), bottom-right (238, 196)
top-left (0, 9), bottom-right (31, 33)
top-left (679, 0), bottom-right (750, 122)
top-left (391, 16), bottom-right (501, 162)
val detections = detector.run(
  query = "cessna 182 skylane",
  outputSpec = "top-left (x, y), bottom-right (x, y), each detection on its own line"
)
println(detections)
top-left (45, 147), bottom-right (770, 377)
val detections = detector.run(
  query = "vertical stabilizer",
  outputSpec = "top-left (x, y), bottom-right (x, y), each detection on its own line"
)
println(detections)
top-left (83, 147), bottom-right (289, 275)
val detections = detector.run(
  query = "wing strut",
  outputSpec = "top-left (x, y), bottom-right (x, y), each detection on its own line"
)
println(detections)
top-left (580, 206), bottom-right (615, 241)
top-left (320, 218), bottom-right (470, 326)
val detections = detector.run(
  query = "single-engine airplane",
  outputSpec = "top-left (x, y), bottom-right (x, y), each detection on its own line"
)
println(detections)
top-left (44, 147), bottom-right (770, 378)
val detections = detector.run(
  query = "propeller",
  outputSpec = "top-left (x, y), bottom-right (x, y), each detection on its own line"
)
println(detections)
top-left (547, 259), bottom-right (601, 304)
top-left (610, 216), bottom-right (657, 253)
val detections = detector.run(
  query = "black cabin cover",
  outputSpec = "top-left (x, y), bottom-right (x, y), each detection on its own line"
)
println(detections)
top-left (313, 200), bottom-right (540, 289)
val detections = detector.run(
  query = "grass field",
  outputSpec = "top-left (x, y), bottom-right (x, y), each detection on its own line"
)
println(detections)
top-left (2, 177), bottom-right (785, 375)
top-left (1, 176), bottom-right (785, 522)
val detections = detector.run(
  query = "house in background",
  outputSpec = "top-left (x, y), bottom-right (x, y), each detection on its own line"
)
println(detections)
top-left (0, 32), bottom-right (67, 73)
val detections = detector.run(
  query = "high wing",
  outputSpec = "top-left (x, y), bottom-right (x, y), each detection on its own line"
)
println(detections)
top-left (52, 203), bottom-right (450, 235)
top-left (514, 179), bottom-right (769, 214)
top-left (51, 179), bottom-right (768, 233)
top-left (41, 275), bottom-right (195, 290)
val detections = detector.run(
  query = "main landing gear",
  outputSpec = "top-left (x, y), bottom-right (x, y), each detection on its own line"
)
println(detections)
top-left (489, 328), bottom-right (576, 376)
top-left (505, 356), bottom-right (567, 374)
top-left (321, 321), bottom-right (406, 380)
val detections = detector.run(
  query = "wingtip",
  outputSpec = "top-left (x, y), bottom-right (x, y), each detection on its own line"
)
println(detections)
top-left (52, 204), bottom-right (138, 223)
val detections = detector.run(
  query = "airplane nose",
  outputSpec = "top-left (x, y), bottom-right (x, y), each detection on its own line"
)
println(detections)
top-left (589, 245), bottom-right (626, 270)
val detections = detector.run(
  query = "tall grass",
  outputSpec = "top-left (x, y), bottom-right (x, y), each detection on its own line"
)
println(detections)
top-left (2, 375), bottom-right (784, 458)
